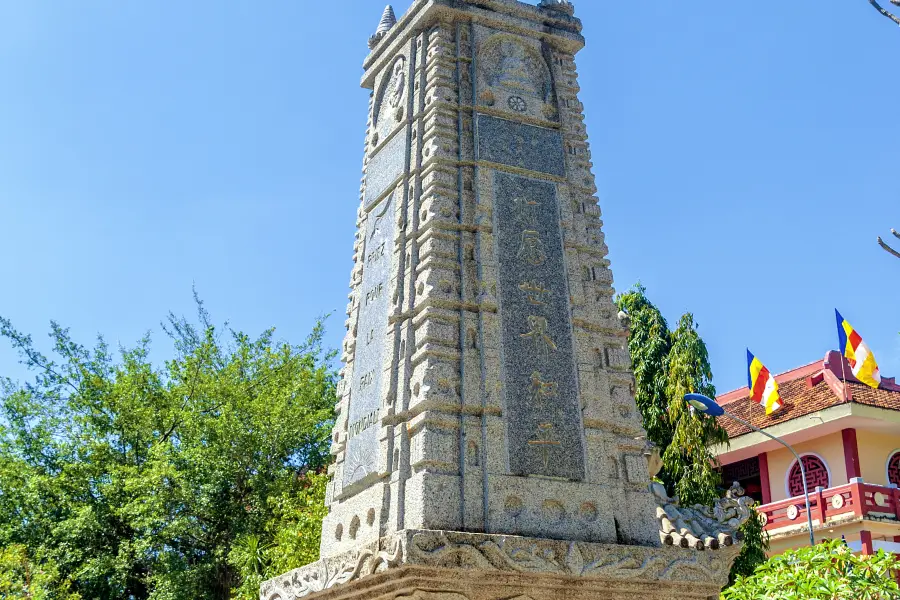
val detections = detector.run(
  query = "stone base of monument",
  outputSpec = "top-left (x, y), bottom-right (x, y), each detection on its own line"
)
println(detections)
top-left (259, 530), bottom-right (735, 600)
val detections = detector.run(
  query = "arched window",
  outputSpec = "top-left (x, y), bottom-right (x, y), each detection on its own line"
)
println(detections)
top-left (886, 451), bottom-right (900, 487)
top-left (787, 454), bottom-right (831, 497)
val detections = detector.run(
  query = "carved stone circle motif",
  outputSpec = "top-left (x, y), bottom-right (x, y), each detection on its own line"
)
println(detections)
top-left (507, 96), bottom-right (527, 113)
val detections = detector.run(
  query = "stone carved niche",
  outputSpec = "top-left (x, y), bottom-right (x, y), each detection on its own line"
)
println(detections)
top-left (476, 34), bottom-right (557, 121)
top-left (371, 55), bottom-right (408, 150)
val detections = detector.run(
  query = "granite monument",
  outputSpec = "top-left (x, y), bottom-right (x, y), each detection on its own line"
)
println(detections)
top-left (262, 1), bottom-right (749, 598)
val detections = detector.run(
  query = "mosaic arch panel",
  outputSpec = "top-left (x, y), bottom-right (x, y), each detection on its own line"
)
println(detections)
top-left (888, 452), bottom-right (900, 487)
top-left (788, 455), bottom-right (830, 497)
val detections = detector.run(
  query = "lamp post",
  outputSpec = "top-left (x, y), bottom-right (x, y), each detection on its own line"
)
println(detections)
top-left (685, 393), bottom-right (816, 547)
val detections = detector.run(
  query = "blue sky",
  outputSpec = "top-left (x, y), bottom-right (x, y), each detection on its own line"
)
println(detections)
top-left (1, 1), bottom-right (897, 394)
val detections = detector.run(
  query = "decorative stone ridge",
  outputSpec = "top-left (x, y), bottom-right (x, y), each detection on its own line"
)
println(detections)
top-left (260, 530), bottom-right (739, 600)
top-left (654, 482), bottom-right (755, 551)
top-left (538, 0), bottom-right (575, 16)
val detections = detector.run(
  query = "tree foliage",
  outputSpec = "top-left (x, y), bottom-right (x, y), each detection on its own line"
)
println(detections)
top-left (229, 472), bottom-right (329, 600)
top-left (617, 284), bottom-right (767, 582)
top-left (0, 298), bottom-right (336, 599)
top-left (664, 313), bottom-right (728, 505)
top-left (723, 539), bottom-right (900, 599)
top-left (616, 285), bottom-right (727, 505)
top-left (728, 506), bottom-right (769, 585)
top-left (0, 544), bottom-right (80, 599)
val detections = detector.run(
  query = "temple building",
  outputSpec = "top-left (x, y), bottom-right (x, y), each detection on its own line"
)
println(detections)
top-left (714, 351), bottom-right (900, 556)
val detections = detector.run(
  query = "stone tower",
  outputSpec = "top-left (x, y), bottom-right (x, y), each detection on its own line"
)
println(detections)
top-left (262, 2), bottom-right (746, 599)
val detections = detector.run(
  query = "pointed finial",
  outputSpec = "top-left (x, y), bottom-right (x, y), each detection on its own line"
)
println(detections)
top-left (377, 5), bottom-right (397, 34)
top-left (369, 5), bottom-right (397, 49)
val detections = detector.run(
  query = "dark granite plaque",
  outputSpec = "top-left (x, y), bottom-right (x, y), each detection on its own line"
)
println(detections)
top-left (343, 192), bottom-right (395, 487)
top-left (493, 171), bottom-right (584, 480)
top-left (476, 114), bottom-right (565, 177)
top-left (364, 132), bottom-right (407, 209)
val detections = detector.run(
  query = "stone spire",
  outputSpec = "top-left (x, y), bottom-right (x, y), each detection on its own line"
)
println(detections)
top-left (262, 1), bottom-right (749, 598)
top-left (368, 5), bottom-right (397, 49)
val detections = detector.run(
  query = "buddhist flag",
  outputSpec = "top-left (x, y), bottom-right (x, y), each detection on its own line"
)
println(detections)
top-left (836, 310), bottom-right (882, 389)
top-left (747, 350), bottom-right (783, 415)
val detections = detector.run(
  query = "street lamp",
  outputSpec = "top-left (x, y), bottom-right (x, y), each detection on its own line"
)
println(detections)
top-left (685, 393), bottom-right (816, 547)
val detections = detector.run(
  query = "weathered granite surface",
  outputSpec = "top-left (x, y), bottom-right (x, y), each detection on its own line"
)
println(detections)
top-left (475, 115), bottom-right (565, 177)
top-left (263, 0), bottom-right (746, 597)
top-left (343, 190), bottom-right (396, 488)
top-left (492, 171), bottom-right (583, 480)
top-left (261, 530), bottom-right (736, 600)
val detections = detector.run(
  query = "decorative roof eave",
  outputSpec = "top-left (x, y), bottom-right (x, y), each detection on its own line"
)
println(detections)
top-left (719, 352), bottom-right (900, 408)
top-left (713, 402), bottom-right (900, 463)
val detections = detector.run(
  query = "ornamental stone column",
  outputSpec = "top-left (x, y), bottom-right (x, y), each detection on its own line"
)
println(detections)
top-left (261, 2), bottom-right (748, 599)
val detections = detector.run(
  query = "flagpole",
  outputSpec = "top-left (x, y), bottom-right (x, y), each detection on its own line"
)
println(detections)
top-left (836, 311), bottom-right (850, 403)
top-left (688, 393), bottom-right (816, 548)
top-left (729, 391), bottom-right (814, 546)
top-left (728, 408), bottom-right (816, 548)
top-left (839, 350), bottom-right (849, 402)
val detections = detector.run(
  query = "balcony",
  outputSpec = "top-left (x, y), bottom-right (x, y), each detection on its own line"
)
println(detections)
top-left (760, 479), bottom-right (900, 537)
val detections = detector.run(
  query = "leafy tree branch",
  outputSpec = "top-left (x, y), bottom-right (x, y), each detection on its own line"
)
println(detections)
top-left (617, 284), bottom-right (768, 584)
top-left (724, 538), bottom-right (899, 599)
top-left (0, 297), bottom-right (337, 599)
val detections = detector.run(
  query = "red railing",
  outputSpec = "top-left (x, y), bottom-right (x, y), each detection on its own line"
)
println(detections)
top-left (759, 480), bottom-right (900, 533)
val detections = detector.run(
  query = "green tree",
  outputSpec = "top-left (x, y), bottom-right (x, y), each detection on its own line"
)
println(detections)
top-left (616, 284), bottom-right (767, 580)
top-left (728, 506), bottom-right (769, 585)
top-left (0, 297), bottom-right (336, 599)
top-left (664, 313), bottom-right (728, 505)
top-left (616, 285), bottom-right (727, 505)
top-left (0, 544), bottom-right (80, 599)
top-left (723, 538), bottom-right (899, 599)
top-left (616, 286), bottom-right (673, 454)
top-left (229, 472), bottom-right (329, 600)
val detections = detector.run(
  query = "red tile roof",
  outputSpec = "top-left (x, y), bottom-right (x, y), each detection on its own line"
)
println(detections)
top-left (716, 351), bottom-right (900, 438)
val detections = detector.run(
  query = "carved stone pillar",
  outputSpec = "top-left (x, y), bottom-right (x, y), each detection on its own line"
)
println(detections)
top-left (262, 1), bottom-right (744, 599)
